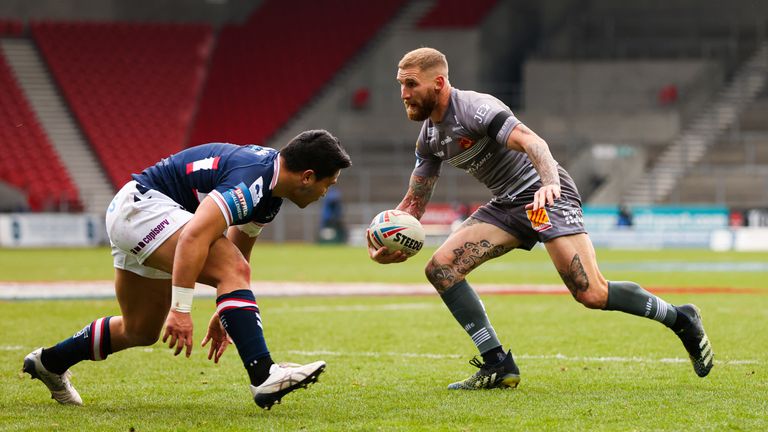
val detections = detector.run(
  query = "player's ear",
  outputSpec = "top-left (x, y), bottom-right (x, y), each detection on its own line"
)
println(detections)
top-left (434, 75), bottom-right (445, 92)
top-left (301, 170), bottom-right (315, 185)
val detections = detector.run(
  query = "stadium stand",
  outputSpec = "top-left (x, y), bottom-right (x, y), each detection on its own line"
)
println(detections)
top-left (189, 0), bottom-right (408, 147)
top-left (0, 49), bottom-right (81, 211)
top-left (0, 19), bottom-right (24, 36)
top-left (416, 0), bottom-right (498, 28)
top-left (31, 21), bottom-right (213, 189)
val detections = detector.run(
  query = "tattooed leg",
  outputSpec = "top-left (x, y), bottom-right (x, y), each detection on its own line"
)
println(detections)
top-left (427, 223), bottom-right (516, 358)
top-left (558, 254), bottom-right (589, 300)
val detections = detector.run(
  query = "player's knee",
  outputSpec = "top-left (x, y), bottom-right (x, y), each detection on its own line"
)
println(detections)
top-left (574, 287), bottom-right (607, 309)
top-left (125, 327), bottom-right (161, 346)
top-left (231, 257), bottom-right (251, 283)
top-left (424, 257), bottom-right (463, 291)
top-left (215, 257), bottom-right (251, 287)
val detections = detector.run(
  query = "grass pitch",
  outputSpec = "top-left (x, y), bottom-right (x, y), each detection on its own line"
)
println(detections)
top-left (0, 245), bottom-right (767, 431)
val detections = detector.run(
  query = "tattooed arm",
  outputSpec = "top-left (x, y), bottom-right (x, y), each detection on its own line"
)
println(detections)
top-left (395, 174), bottom-right (439, 220)
top-left (506, 123), bottom-right (561, 211)
top-left (367, 172), bottom-right (438, 264)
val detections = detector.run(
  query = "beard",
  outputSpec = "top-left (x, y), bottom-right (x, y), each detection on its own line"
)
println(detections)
top-left (404, 89), bottom-right (438, 121)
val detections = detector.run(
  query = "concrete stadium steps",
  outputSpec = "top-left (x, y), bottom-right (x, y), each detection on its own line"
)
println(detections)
top-left (669, 166), bottom-right (768, 207)
top-left (1, 38), bottom-right (114, 212)
top-left (623, 41), bottom-right (768, 205)
top-left (703, 133), bottom-right (768, 166)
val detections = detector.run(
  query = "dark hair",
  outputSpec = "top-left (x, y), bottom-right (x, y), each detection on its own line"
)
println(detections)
top-left (280, 129), bottom-right (352, 180)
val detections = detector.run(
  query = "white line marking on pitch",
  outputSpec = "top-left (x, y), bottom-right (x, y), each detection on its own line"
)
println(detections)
top-left (283, 350), bottom-right (760, 365)
top-left (1, 345), bottom-right (757, 365)
top-left (269, 303), bottom-right (439, 313)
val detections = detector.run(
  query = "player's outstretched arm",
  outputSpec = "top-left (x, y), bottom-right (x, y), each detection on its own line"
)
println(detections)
top-left (368, 173), bottom-right (437, 264)
top-left (507, 123), bottom-right (561, 211)
top-left (395, 173), bottom-right (439, 220)
top-left (163, 197), bottom-right (229, 358)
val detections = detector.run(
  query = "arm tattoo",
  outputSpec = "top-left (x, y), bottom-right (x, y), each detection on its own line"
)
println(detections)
top-left (396, 175), bottom-right (438, 220)
top-left (526, 141), bottom-right (560, 187)
top-left (558, 254), bottom-right (589, 299)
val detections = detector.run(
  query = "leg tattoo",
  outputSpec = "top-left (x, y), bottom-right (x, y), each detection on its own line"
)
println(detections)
top-left (559, 254), bottom-right (589, 299)
top-left (427, 258), bottom-right (458, 294)
top-left (427, 239), bottom-right (511, 294)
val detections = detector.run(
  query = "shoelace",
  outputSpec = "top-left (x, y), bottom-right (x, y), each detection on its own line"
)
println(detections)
top-left (468, 357), bottom-right (484, 369)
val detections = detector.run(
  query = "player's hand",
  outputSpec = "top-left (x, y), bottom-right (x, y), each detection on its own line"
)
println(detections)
top-left (163, 310), bottom-right (194, 358)
top-left (525, 184), bottom-right (561, 211)
top-left (201, 312), bottom-right (231, 364)
top-left (366, 229), bottom-right (407, 264)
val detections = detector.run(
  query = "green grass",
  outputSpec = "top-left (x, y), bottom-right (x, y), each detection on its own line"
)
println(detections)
top-left (1, 246), bottom-right (767, 430)
top-left (1, 294), bottom-right (766, 431)
top-left (2, 245), bottom-right (768, 288)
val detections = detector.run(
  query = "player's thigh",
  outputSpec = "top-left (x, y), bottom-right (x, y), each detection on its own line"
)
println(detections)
top-left (428, 218), bottom-right (522, 284)
top-left (544, 233), bottom-right (607, 300)
top-left (143, 227), bottom-right (249, 290)
top-left (114, 268), bottom-right (172, 336)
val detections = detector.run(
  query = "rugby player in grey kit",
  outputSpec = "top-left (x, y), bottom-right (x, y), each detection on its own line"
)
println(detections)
top-left (367, 47), bottom-right (714, 389)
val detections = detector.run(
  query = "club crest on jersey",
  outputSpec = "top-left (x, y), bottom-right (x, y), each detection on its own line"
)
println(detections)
top-left (459, 137), bottom-right (475, 149)
top-left (526, 208), bottom-right (552, 232)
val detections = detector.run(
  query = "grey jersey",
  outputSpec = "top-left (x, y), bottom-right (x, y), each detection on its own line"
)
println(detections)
top-left (412, 88), bottom-right (545, 202)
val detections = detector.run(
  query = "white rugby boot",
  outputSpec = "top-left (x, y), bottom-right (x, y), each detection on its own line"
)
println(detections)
top-left (250, 360), bottom-right (326, 409)
top-left (23, 348), bottom-right (83, 406)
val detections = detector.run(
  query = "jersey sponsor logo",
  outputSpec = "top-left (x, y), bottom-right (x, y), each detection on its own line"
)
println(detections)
top-left (473, 103), bottom-right (491, 123)
top-left (464, 151), bottom-right (492, 174)
top-left (440, 136), bottom-right (452, 146)
top-left (562, 207), bottom-right (584, 225)
top-left (225, 183), bottom-right (252, 222)
top-left (130, 218), bottom-right (170, 254)
top-left (459, 137), bottom-right (475, 149)
top-left (186, 156), bottom-right (220, 174)
top-left (526, 208), bottom-right (552, 232)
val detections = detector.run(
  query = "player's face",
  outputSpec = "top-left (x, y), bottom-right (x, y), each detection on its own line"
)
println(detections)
top-left (293, 170), bottom-right (340, 208)
top-left (397, 67), bottom-right (438, 121)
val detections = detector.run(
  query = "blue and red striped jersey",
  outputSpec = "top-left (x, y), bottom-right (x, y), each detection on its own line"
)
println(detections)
top-left (132, 143), bottom-right (283, 226)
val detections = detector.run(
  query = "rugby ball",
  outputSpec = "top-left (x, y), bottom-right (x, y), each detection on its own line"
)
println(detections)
top-left (368, 209), bottom-right (425, 257)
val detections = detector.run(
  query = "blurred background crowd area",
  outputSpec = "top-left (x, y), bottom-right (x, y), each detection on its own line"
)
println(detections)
top-left (1, 0), bottom-right (767, 249)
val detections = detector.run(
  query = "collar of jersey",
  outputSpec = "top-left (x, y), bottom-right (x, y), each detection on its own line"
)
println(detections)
top-left (270, 156), bottom-right (280, 190)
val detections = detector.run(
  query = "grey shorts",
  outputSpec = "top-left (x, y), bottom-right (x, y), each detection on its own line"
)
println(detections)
top-left (472, 167), bottom-right (587, 250)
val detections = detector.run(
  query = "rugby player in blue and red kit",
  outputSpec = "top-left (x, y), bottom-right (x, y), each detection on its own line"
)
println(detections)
top-left (24, 130), bottom-right (351, 409)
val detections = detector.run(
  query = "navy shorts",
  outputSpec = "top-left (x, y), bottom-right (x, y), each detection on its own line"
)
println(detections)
top-left (472, 167), bottom-right (587, 250)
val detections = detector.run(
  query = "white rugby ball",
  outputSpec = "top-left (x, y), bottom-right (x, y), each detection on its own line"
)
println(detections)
top-left (368, 209), bottom-right (425, 257)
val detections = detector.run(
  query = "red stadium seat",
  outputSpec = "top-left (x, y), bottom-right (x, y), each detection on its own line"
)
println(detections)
top-left (189, 0), bottom-right (407, 147)
top-left (417, 0), bottom-right (498, 28)
top-left (31, 21), bottom-right (213, 189)
top-left (0, 50), bottom-right (81, 211)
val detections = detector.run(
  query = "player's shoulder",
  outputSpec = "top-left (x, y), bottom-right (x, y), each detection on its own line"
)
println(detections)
top-left (452, 88), bottom-right (512, 130)
top-left (452, 88), bottom-right (509, 112)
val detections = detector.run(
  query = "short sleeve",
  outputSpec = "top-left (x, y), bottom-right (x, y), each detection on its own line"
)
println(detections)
top-left (457, 92), bottom-right (520, 145)
top-left (412, 125), bottom-right (442, 178)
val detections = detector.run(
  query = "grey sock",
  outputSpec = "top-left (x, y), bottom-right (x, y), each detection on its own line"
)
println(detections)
top-left (440, 280), bottom-right (502, 354)
top-left (605, 281), bottom-right (677, 327)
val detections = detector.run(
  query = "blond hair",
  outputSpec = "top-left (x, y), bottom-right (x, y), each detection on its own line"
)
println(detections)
top-left (398, 47), bottom-right (449, 78)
